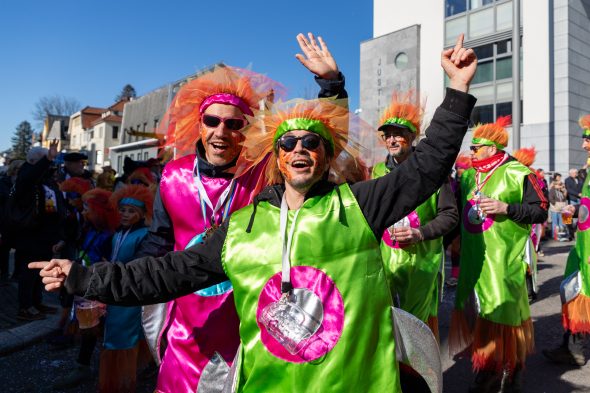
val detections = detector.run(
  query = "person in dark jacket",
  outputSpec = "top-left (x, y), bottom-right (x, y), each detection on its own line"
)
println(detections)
top-left (0, 159), bottom-right (25, 281)
top-left (32, 35), bottom-right (477, 393)
top-left (14, 141), bottom-right (65, 320)
top-left (565, 168), bottom-right (581, 205)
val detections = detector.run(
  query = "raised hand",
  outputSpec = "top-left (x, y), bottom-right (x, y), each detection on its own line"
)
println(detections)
top-left (29, 259), bottom-right (74, 292)
top-left (295, 33), bottom-right (339, 80)
top-left (47, 139), bottom-right (59, 161)
top-left (441, 34), bottom-right (477, 93)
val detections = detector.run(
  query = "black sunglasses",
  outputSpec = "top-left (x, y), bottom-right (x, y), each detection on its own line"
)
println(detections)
top-left (277, 134), bottom-right (323, 152)
top-left (202, 114), bottom-right (247, 131)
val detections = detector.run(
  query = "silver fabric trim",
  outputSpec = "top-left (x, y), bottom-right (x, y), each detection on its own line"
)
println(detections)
top-left (222, 345), bottom-right (241, 393)
top-left (141, 303), bottom-right (168, 365)
top-left (197, 352), bottom-right (230, 393)
top-left (392, 307), bottom-right (442, 393)
top-left (561, 270), bottom-right (582, 305)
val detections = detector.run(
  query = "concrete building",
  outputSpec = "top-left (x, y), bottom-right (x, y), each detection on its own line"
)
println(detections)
top-left (69, 107), bottom-right (104, 152)
top-left (362, 0), bottom-right (590, 173)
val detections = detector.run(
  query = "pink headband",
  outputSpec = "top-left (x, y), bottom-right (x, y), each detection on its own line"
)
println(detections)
top-left (199, 93), bottom-right (254, 116)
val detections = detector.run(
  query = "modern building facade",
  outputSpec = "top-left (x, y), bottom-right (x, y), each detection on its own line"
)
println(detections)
top-left (363, 0), bottom-right (590, 173)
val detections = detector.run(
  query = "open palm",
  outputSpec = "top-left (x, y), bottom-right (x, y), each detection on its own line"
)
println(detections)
top-left (295, 33), bottom-right (339, 80)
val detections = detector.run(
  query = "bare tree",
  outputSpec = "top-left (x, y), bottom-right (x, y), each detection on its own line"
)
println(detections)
top-left (32, 95), bottom-right (81, 126)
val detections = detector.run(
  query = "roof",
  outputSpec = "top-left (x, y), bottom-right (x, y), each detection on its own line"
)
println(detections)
top-left (90, 114), bottom-right (122, 127)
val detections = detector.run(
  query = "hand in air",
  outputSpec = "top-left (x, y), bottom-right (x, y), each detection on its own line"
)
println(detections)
top-left (295, 32), bottom-right (339, 80)
top-left (441, 34), bottom-right (477, 93)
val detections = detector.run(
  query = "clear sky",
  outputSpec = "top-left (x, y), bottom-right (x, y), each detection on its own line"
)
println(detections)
top-left (0, 0), bottom-right (373, 151)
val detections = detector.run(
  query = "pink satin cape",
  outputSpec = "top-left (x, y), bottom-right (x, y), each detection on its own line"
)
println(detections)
top-left (156, 154), bottom-right (267, 393)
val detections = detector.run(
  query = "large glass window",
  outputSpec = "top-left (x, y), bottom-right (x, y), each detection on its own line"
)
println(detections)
top-left (446, 0), bottom-right (467, 17)
top-left (496, 1), bottom-right (513, 31)
top-left (471, 104), bottom-right (494, 124)
top-left (469, 7), bottom-right (494, 38)
top-left (472, 61), bottom-right (494, 84)
top-left (496, 57), bottom-right (512, 80)
top-left (470, 0), bottom-right (494, 10)
top-left (445, 16), bottom-right (467, 46)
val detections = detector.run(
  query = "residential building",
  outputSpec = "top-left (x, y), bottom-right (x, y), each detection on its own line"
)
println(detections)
top-left (362, 0), bottom-right (590, 173)
top-left (41, 115), bottom-right (70, 151)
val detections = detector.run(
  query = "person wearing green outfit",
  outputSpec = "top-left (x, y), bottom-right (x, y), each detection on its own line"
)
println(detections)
top-left (450, 116), bottom-right (548, 393)
top-left (371, 92), bottom-right (458, 392)
top-left (543, 115), bottom-right (590, 367)
top-left (31, 34), bottom-right (477, 392)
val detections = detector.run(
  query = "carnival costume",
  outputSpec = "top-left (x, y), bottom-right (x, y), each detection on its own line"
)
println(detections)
top-left (65, 88), bottom-right (476, 393)
top-left (562, 115), bottom-right (590, 334)
top-left (451, 117), bottom-right (538, 373)
top-left (141, 66), bottom-right (284, 393)
top-left (99, 185), bottom-right (153, 393)
top-left (371, 92), bottom-right (455, 340)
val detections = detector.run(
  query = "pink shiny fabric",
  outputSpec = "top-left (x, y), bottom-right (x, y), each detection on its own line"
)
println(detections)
top-left (199, 93), bottom-right (254, 116)
top-left (382, 211), bottom-right (420, 249)
top-left (256, 266), bottom-right (344, 363)
top-left (157, 154), bottom-right (267, 393)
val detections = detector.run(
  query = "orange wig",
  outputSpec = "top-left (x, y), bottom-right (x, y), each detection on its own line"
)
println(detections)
top-left (82, 189), bottom-right (119, 232)
top-left (580, 115), bottom-right (590, 136)
top-left (472, 116), bottom-right (511, 149)
top-left (60, 177), bottom-right (92, 196)
top-left (512, 147), bottom-right (537, 168)
top-left (378, 91), bottom-right (425, 137)
top-left (159, 65), bottom-right (285, 158)
top-left (110, 185), bottom-right (154, 224)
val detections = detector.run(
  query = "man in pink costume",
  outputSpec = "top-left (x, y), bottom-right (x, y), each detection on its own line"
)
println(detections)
top-left (136, 34), bottom-right (348, 393)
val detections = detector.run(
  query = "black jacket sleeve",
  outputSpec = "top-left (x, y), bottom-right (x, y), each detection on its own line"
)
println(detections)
top-left (134, 187), bottom-right (175, 258)
top-left (420, 180), bottom-right (459, 240)
top-left (15, 156), bottom-right (51, 197)
top-left (65, 219), bottom-right (229, 306)
top-left (506, 173), bottom-right (549, 224)
top-left (351, 88), bottom-right (476, 238)
top-left (315, 73), bottom-right (348, 100)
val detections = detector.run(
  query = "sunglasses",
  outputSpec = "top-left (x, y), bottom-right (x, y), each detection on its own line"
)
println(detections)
top-left (277, 134), bottom-right (323, 152)
top-left (380, 133), bottom-right (407, 142)
top-left (470, 145), bottom-right (485, 153)
top-left (202, 114), bottom-right (247, 131)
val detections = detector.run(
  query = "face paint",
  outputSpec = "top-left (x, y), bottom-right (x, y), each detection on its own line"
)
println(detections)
top-left (276, 131), bottom-right (328, 191)
top-left (118, 205), bottom-right (143, 228)
top-left (200, 103), bottom-right (246, 166)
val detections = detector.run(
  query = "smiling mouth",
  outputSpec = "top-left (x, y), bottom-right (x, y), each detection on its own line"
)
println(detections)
top-left (291, 159), bottom-right (312, 170)
top-left (211, 142), bottom-right (229, 151)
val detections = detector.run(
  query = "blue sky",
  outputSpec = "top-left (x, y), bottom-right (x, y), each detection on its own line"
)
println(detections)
top-left (0, 0), bottom-right (372, 151)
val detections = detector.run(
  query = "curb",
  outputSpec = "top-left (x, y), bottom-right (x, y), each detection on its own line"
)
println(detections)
top-left (0, 312), bottom-right (60, 356)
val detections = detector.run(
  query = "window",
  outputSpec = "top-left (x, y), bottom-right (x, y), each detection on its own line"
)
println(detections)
top-left (153, 118), bottom-right (159, 130)
top-left (445, 16), bottom-right (467, 45)
top-left (469, 7), bottom-right (494, 38)
top-left (496, 1), bottom-right (513, 31)
top-left (144, 152), bottom-right (149, 160)
top-left (496, 57), bottom-right (512, 80)
top-left (472, 61), bottom-right (493, 84)
top-left (394, 52), bottom-right (409, 69)
top-left (471, 104), bottom-right (494, 124)
top-left (112, 126), bottom-right (119, 139)
top-left (446, 0), bottom-right (467, 17)
top-left (130, 154), bottom-right (135, 160)
top-left (470, 0), bottom-right (494, 10)
top-left (143, 122), bottom-right (147, 132)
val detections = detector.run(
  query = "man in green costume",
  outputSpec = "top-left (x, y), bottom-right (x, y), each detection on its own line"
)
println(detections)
top-left (450, 116), bottom-right (548, 393)
top-left (543, 115), bottom-right (590, 367)
top-left (371, 93), bottom-right (458, 391)
top-left (31, 35), bottom-right (477, 392)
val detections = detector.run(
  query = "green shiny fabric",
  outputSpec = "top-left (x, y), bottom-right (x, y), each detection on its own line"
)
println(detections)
top-left (565, 175), bottom-right (590, 296)
top-left (583, 129), bottom-right (590, 137)
top-left (380, 117), bottom-right (417, 133)
top-left (222, 184), bottom-right (401, 392)
top-left (372, 162), bottom-right (443, 322)
top-left (471, 137), bottom-right (505, 149)
top-left (456, 162), bottom-right (532, 326)
top-left (273, 118), bottom-right (335, 153)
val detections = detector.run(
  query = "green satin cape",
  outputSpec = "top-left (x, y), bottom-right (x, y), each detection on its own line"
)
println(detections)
top-left (372, 162), bottom-right (444, 322)
top-left (565, 175), bottom-right (590, 296)
top-left (222, 184), bottom-right (401, 392)
top-left (456, 162), bottom-right (532, 326)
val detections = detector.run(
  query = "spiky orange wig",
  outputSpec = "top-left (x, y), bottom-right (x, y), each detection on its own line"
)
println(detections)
top-left (472, 115), bottom-right (511, 149)
top-left (159, 65), bottom-right (285, 158)
top-left (82, 189), bottom-right (119, 232)
top-left (127, 167), bottom-right (155, 186)
top-left (59, 177), bottom-right (92, 196)
top-left (378, 91), bottom-right (424, 137)
top-left (455, 153), bottom-right (472, 170)
top-left (513, 147), bottom-right (537, 168)
top-left (110, 185), bottom-right (154, 224)
top-left (239, 98), bottom-right (370, 185)
top-left (580, 115), bottom-right (590, 137)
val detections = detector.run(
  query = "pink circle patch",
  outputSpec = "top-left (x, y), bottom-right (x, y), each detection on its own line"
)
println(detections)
top-left (463, 199), bottom-right (495, 234)
top-left (382, 211), bottom-right (421, 249)
top-left (578, 197), bottom-right (590, 231)
top-left (256, 266), bottom-right (344, 363)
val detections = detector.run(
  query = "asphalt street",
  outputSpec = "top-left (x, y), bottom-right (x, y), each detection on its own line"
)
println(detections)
top-left (0, 239), bottom-right (588, 392)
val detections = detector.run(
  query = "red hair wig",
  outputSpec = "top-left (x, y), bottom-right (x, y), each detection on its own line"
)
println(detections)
top-left (60, 177), bottom-right (92, 195)
top-left (472, 115), bottom-right (511, 148)
top-left (512, 147), bottom-right (537, 168)
top-left (379, 90), bottom-right (424, 137)
top-left (110, 185), bottom-right (154, 224)
top-left (82, 189), bottom-right (119, 232)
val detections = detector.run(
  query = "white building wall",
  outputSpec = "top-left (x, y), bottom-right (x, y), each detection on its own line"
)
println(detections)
top-left (374, 0), bottom-right (445, 119)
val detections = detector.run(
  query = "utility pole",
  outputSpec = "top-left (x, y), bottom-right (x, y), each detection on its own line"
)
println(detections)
top-left (512, 0), bottom-right (521, 150)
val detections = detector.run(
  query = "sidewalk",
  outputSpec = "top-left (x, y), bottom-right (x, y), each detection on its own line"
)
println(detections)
top-left (0, 277), bottom-right (61, 356)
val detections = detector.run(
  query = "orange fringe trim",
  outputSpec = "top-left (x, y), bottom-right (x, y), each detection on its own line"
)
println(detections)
top-left (427, 315), bottom-right (440, 343)
top-left (449, 309), bottom-right (474, 357)
top-left (562, 293), bottom-right (590, 334)
top-left (471, 318), bottom-right (534, 372)
top-left (449, 310), bottom-right (534, 372)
